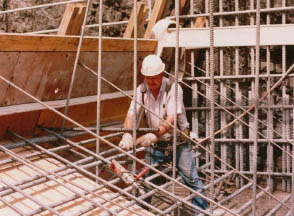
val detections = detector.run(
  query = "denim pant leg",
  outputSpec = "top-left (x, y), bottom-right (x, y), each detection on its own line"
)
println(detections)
top-left (144, 147), bottom-right (167, 204)
top-left (176, 143), bottom-right (209, 214)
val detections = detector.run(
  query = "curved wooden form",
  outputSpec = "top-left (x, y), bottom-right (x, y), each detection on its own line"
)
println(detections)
top-left (0, 34), bottom-right (157, 138)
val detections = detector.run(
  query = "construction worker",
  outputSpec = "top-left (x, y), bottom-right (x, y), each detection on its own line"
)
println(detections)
top-left (119, 54), bottom-right (208, 214)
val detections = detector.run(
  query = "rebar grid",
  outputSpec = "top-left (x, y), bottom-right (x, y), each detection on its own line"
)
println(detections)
top-left (0, 1), bottom-right (294, 216)
top-left (81, 55), bottom-right (294, 209)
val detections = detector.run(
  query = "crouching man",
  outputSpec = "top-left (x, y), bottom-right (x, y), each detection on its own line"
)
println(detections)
top-left (119, 54), bottom-right (208, 215)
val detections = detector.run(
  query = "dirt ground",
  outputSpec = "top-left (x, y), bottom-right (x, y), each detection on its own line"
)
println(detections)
top-left (150, 183), bottom-right (291, 216)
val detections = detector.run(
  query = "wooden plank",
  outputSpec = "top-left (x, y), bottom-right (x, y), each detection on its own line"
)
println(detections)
top-left (1, 51), bottom-right (151, 106)
top-left (58, 3), bottom-right (86, 35)
top-left (144, 0), bottom-right (167, 39)
top-left (123, 3), bottom-right (148, 38)
top-left (0, 53), bottom-right (20, 106)
top-left (0, 34), bottom-right (157, 52)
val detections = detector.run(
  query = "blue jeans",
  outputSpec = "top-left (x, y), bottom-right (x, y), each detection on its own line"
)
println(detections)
top-left (145, 141), bottom-right (208, 215)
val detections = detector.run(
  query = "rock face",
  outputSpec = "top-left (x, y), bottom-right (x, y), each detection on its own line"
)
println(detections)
top-left (0, 0), bottom-right (134, 35)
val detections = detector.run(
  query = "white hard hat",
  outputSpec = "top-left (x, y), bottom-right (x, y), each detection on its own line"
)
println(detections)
top-left (141, 55), bottom-right (165, 76)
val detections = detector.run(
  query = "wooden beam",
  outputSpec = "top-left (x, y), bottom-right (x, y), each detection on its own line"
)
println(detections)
top-left (0, 34), bottom-right (157, 52)
top-left (144, 0), bottom-right (167, 39)
top-left (123, 3), bottom-right (148, 38)
top-left (58, 3), bottom-right (86, 35)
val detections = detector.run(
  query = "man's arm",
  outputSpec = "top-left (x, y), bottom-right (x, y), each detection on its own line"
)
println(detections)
top-left (123, 114), bottom-right (134, 129)
top-left (155, 115), bottom-right (175, 138)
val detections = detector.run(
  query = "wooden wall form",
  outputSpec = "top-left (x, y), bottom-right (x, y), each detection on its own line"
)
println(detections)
top-left (0, 34), bottom-right (157, 138)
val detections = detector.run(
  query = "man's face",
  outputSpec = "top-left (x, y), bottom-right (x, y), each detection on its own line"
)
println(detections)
top-left (144, 73), bottom-right (164, 91)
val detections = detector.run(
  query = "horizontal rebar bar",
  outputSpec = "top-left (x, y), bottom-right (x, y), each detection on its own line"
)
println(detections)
top-left (186, 105), bottom-right (294, 111)
top-left (166, 6), bottom-right (294, 20)
top-left (236, 187), bottom-right (270, 215)
top-left (0, 0), bottom-right (86, 15)
top-left (265, 194), bottom-right (291, 216)
top-left (163, 170), bottom-right (234, 215)
top-left (219, 183), bottom-right (253, 206)
top-left (184, 73), bottom-right (294, 81)
top-left (27, 21), bottom-right (130, 34)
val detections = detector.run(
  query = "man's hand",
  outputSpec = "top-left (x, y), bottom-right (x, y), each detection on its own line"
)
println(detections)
top-left (119, 133), bottom-right (133, 150)
top-left (136, 133), bottom-right (158, 148)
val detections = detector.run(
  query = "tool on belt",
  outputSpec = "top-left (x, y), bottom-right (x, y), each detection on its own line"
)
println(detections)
top-left (110, 159), bottom-right (148, 195)
top-left (152, 128), bottom-right (190, 156)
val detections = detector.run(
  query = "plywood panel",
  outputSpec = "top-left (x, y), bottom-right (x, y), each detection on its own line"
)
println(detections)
top-left (2, 51), bottom-right (151, 106)
top-left (0, 34), bottom-right (157, 52)
top-left (37, 96), bottom-right (130, 130)
top-left (0, 52), bottom-right (20, 106)
top-left (0, 111), bottom-right (40, 138)
top-left (3, 52), bottom-right (65, 105)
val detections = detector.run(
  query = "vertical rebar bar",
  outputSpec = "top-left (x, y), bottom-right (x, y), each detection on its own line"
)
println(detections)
top-left (282, 0), bottom-right (288, 193)
top-left (266, 0), bottom-right (273, 192)
top-left (209, 0), bottom-right (215, 213)
top-left (235, 0), bottom-right (240, 189)
top-left (292, 106), bottom-right (294, 214)
top-left (132, 0), bottom-right (138, 184)
top-left (96, 0), bottom-right (103, 182)
top-left (219, 0), bottom-right (227, 173)
top-left (61, 0), bottom-right (92, 132)
top-left (172, 0), bottom-right (180, 212)
top-left (205, 0), bottom-right (210, 185)
top-left (190, 0), bottom-right (199, 167)
top-left (252, 0), bottom-right (261, 214)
